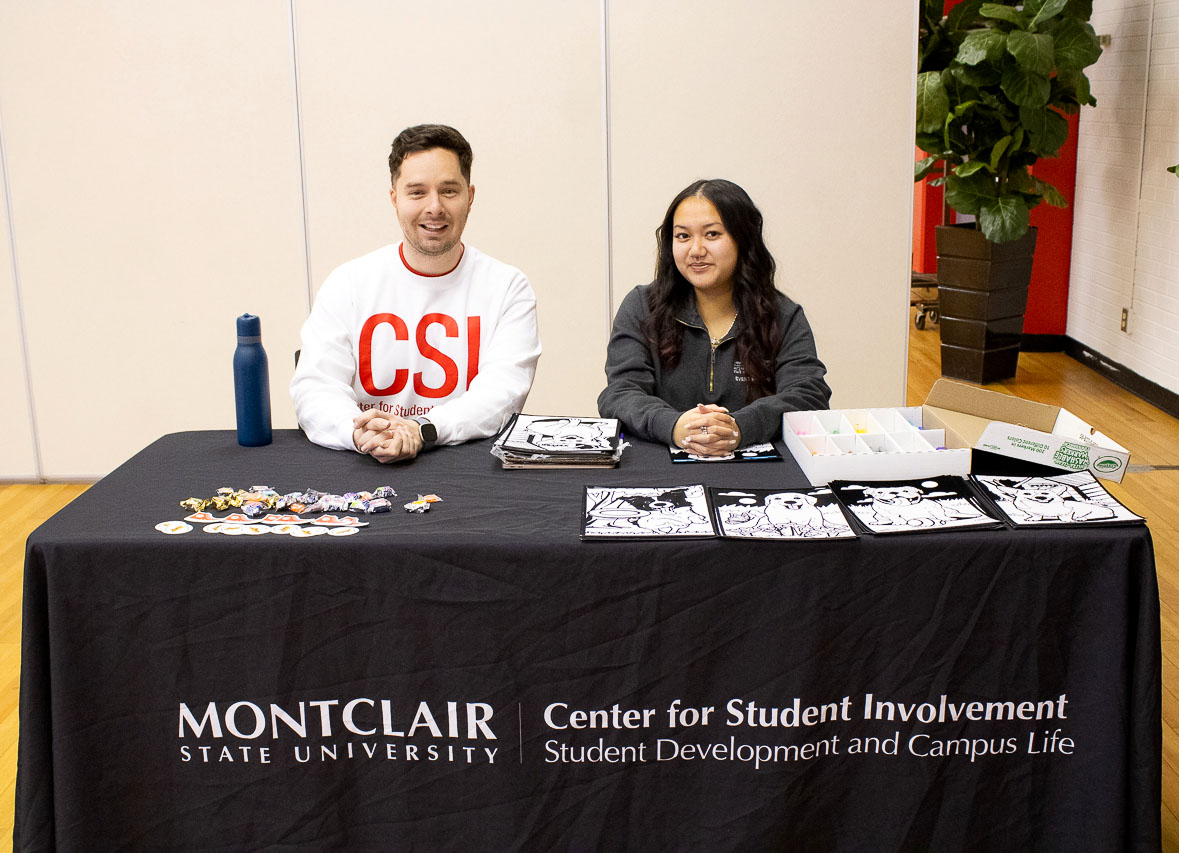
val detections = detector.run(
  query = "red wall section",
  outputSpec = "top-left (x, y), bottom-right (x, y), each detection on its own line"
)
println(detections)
top-left (912, 150), bottom-right (943, 274)
top-left (1025, 112), bottom-right (1079, 336)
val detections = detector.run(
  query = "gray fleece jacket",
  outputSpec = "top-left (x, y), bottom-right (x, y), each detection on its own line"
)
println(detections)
top-left (597, 284), bottom-right (831, 446)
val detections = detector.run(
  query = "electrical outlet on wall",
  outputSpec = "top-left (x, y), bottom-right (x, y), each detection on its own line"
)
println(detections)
top-left (1120, 308), bottom-right (1129, 333)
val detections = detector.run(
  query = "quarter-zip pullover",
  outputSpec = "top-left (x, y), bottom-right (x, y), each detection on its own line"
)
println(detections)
top-left (598, 284), bottom-right (831, 446)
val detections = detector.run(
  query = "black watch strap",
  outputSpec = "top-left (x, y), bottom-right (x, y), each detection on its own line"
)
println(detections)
top-left (411, 416), bottom-right (438, 447)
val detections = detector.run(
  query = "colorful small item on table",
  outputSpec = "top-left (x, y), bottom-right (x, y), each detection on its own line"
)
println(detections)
top-left (403, 493), bottom-right (441, 513)
top-left (174, 483), bottom-right (407, 536)
top-left (242, 501), bottom-right (267, 518)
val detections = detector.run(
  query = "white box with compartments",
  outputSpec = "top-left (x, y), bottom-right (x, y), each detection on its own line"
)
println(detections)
top-left (782, 379), bottom-right (1130, 486)
top-left (782, 405), bottom-right (970, 486)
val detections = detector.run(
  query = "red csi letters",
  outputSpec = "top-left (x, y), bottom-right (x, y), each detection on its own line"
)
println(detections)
top-left (359, 312), bottom-right (481, 398)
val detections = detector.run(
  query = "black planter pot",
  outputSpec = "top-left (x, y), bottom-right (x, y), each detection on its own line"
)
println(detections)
top-left (934, 223), bottom-right (1037, 384)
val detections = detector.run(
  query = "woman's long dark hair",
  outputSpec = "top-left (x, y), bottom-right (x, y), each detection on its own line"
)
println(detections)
top-left (643, 179), bottom-right (782, 401)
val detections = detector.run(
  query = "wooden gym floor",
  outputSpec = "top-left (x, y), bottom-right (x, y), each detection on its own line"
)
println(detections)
top-left (1, 313), bottom-right (1177, 844)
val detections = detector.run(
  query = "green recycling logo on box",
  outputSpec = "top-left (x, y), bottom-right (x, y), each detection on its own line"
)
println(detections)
top-left (1053, 442), bottom-right (1090, 471)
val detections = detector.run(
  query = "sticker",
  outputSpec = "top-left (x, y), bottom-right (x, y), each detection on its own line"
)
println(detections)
top-left (309, 515), bottom-right (368, 527)
top-left (241, 525), bottom-right (270, 535)
top-left (204, 523), bottom-right (226, 534)
top-left (289, 526), bottom-right (329, 538)
top-left (219, 523), bottom-right (248, 536)
top-left (269, 524), bottom-right (303, 535)
top-left (327, 526), bottom-right (360, 537)
top-left (184, 511), bottom-right (218, 524)
top-left (261, 514), bottom-right (307, 525)
top-left (155, 521), bottom-right (192, 535)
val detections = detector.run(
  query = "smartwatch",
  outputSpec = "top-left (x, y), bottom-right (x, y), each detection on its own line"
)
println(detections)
top-left (410, 416), bottom-right (437, 449)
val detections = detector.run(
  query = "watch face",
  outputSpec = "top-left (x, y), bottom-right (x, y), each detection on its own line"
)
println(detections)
top-left (419, 421), bottom-right (438, 443)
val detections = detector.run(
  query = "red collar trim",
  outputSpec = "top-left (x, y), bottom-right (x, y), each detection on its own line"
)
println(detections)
top-left (399, 243), bottom-right (464, 277)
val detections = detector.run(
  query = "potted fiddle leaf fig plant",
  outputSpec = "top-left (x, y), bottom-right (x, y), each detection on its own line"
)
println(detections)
top-left (914, 0), bottom-right (1102, 383)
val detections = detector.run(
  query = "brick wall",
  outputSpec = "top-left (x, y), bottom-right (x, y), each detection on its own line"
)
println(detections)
top-left (1070, 0), bottom-right (1179, 394)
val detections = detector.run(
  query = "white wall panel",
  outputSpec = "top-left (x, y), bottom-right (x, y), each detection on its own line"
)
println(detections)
top-left (607, 0), bottom-right (918, 408)
top-left (0, 130), bottom-right (38, 479)
top-left (293, 0), bottom-right (609, 418)
top-left (0, 1), bottom-right (307, 478)
top-left (1071, 0), bottom-right (1179, 397)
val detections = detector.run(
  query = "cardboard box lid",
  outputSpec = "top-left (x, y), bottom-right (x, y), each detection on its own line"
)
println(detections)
top-left (924, 378), bottom-right (1059, 432)
top-left (921, 377), bottom-right (1130, 482)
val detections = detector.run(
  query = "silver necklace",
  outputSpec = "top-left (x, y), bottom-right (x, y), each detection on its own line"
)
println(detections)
top-left (709, 311), bottom-right (738, 347)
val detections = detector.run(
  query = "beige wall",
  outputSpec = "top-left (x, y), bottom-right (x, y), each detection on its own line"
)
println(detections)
top-left (0, 1), bottom-right (308, 479)
top-left (0, 156), bottom-right (38, 479)
top-left (0, 0), bottom-right (918, 480)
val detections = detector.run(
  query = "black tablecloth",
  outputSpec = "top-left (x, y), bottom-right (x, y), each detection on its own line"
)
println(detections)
top-left (15, 431), bottom-right (1161, 851)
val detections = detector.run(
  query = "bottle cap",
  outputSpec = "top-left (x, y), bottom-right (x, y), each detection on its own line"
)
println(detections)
top-left (237, 313), bottom-right (262, 341)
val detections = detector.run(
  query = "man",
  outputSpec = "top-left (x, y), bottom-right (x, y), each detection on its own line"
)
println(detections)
top-left (291, 124), bottom-right (542, 462)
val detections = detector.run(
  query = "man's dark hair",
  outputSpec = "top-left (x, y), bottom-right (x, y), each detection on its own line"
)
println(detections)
top-left (388, 124), bottom-right (473, 185)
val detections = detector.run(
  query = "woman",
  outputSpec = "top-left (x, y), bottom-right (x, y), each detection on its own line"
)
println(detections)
top-left (597, 179), bottom-right (830, 456)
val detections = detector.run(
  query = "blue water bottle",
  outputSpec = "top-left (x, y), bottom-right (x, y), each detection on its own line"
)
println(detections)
top-left (234, 313), bottom-right (272, 446)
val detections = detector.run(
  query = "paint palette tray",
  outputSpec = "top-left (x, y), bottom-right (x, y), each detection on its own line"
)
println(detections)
top-left (782, 407), bottom-right (971, 486)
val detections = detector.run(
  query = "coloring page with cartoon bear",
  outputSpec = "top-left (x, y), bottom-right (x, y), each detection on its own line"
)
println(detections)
top-left (668, 442), bottom-right (783, 463)
top-left (829, 477), bottom-right (1004, 535)
top-left (709, 487), bottom-right (856, 540)
top-left (972, 471), bottom-right (1145, 528)
top-left (582, 485), bottom-right (716, 540)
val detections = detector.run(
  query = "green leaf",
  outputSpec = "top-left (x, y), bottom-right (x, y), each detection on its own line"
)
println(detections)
top-left (979, 195), bottom-right (1031, 242)
top-left (1024, 0), bottom-right (1069, 31)
top-left (955, 159), bottom-right (991, 177)
top-left (1169, 164), bottom-right (1179, 178)
top-left (1007, 168), bottom-right (1036, 193)
top-left (980, 3), bottom-right (1026, 28)
top-left (990, 136), bottom-right (1013, 171)
top-left (945, 170), bottom-right (1000, 216)
top-left (977, 89), bottom-right (1006, 110)
top-left (916, 133), bottom-right (945, 156)
top-left (1062, 0), bottom-right (1094, 20)
top-left (915, 156), bottom-right (942, 181)
top-left (947, 0), bottom-right (985, 32)
top-left (1001, 65), bottom-right (1051, 106)
top-left (930, 176), bottom-right (948, 187)
top-left (1036, 178), bottom-right (1069, 207)
top-left (958, 30), bottom-right (1008, 64)
top-left (1019, 105), bottom-right (1069, 156)
top-left (916, 71), bottom-right (950, 134)
top-left (1054, 18), bottom-right (1103, 70)
top-left (1054, 69), bottom-right (1094, 108)
top-left (1008, 31), bottom-right (1055, 76)
top-left (953, 62), bottom-right (1002, 87)
top-left (951, 99), bottom-right (980, 118)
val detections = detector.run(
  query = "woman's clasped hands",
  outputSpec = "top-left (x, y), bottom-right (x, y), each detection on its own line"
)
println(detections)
top-left (672, 403), bottom-right (741, 457)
